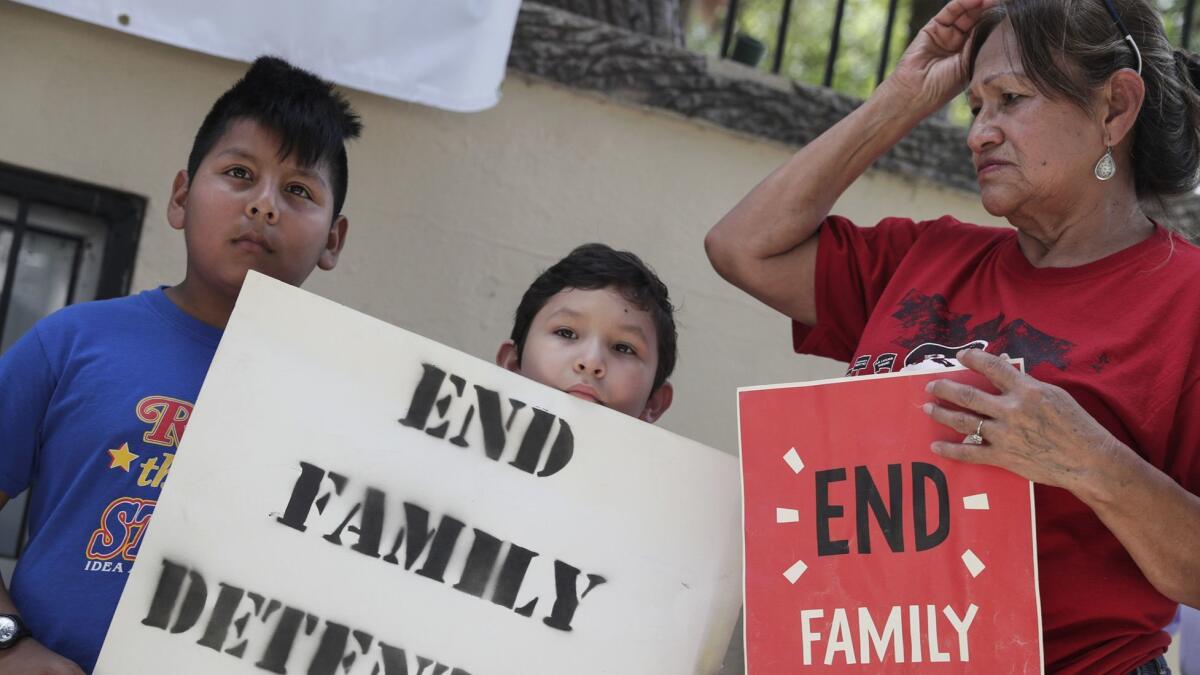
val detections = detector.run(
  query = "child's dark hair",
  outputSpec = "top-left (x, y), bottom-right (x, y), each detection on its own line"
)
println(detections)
top-left (510, 243), bottom-right (678, 391)
top-left (186, 56), bottom-right (363, 216)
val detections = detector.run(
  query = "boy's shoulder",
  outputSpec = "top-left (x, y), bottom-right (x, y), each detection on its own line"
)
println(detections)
top-left (1, 293), bottom-right (160, 384)
top-left (14, 288), bottom-right (222, 384)
top-left (35, 291), bottom-right (156, 338)
top-left (31, 288), bottom-right (219, 358)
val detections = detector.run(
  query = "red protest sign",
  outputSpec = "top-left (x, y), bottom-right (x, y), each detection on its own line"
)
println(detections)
top-left (738, 367), bottom-right (1041, 673)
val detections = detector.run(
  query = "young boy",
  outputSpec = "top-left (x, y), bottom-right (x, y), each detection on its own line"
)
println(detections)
top-left (496, 243), bottom-right (676, 423)
top-left (0, 56), bottom-right (361, 673)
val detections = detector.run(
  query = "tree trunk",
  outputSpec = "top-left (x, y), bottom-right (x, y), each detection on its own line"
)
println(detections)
top-left (533, 0), bottom-right (685, 45)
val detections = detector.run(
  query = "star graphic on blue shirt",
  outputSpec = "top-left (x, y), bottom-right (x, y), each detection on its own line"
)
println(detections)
top-left (107, 443), bottom-right (139, 472)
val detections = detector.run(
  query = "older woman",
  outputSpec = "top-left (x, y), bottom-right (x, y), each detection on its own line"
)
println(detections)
top-left (706, 0), bottom-right (1200, 672)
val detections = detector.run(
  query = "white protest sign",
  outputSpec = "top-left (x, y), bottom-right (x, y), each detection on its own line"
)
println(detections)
top-left (95, 272), bottom-right (742, 675)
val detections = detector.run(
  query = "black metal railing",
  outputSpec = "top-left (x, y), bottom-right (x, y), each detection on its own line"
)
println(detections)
top-left (716, 0), bottom-right (1200, 91)
top-left (718, 0), bottom-right (905, 86)
top-left (1186, 0), bottom-right (1197, 48)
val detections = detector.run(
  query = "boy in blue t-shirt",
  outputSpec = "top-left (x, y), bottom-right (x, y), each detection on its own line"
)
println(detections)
top-left (0, 56), bottom-right (362, 673)
top-left (496, 243), bottom-right (677, 423)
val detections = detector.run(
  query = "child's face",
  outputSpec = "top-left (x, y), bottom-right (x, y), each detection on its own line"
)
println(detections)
top-left (167, 118), bottom-right (347, 298)
top-left (497, 287), bottom-right (672, 422)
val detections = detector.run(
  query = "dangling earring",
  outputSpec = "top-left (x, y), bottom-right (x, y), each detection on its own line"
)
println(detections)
top-left (1094, 146), bottom-right (1116, 181)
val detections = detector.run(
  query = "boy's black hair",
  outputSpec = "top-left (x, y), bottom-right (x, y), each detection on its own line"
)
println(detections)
top-left (186, 56), bottom-right (363, 217)
top-left (510, 243), bottom-right (678, 392)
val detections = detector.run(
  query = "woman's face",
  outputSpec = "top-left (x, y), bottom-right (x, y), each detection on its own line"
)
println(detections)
top-left (966, 22), bottom-right (1106, 220)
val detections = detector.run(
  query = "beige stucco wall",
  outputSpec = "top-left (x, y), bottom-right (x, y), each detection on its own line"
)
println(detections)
top-left (0, 0), bottom-right (1004, 456)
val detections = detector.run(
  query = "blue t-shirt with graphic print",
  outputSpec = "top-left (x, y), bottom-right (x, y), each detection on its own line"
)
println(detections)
top-left (0, 288), bottom-right (220, 672)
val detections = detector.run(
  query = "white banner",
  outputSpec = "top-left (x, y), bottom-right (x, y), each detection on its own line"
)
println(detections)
top-left (14, 0), bottom-right (521, 112)
top-left (94, 272), bottom-right (743, 675)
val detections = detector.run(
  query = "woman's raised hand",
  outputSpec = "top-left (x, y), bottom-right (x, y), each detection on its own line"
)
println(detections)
top-left (886, 0), bottom-right (998, 116)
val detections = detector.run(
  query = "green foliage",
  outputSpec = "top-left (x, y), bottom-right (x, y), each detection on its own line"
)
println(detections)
top-left (687, 0), bottom-right (912, 97)
top-left (685, 0), bottom-right (1200, 129)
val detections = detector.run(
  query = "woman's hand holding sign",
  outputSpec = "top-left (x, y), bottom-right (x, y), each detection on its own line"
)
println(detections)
top-left (923, 348), bottom-right (1200, 606)
top-left (921, 348), bottom-right (1118, 492)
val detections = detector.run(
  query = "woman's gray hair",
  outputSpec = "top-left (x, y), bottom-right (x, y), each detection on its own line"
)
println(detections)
top-left (967, 0), bottom-right (1200, 197)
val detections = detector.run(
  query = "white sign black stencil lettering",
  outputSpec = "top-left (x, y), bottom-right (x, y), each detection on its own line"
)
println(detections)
top-left (95, 272), bottom-right (742, 675)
